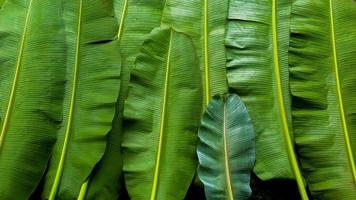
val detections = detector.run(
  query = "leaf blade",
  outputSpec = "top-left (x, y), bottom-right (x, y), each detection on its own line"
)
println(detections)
top-left (122, 26), bottom-right (202, 200)
top-left (197, 94), bottom-right (255, 200)
top-left (0, 0), bottom-right (66, 198)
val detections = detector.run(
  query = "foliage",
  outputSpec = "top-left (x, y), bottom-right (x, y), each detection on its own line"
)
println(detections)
top-left (0, 0), bottom-right (355, 199)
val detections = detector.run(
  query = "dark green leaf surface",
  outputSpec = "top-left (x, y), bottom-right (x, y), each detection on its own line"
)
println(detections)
top-left (85, 1), bottom-right (165, 199)
top-left (122, 26), bottom-right (202, 200)
top-left (289, 0), bottom-right (356, 198)
top-left (42, 0), bottom-right (121, 199)
top-left (197, 94), bottom-right (255, 200)
top-left (0, 0), bottom-right (65, 199)
top-left (225, 0), bottom-right (308, 198)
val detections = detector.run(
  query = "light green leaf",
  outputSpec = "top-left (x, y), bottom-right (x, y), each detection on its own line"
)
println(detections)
top-left (225, 0), bottom-right (308, 198)
top-left (161, 0), bottom-right (228, 106)
top-left (84, 0), bottom-right (165, 199)
top-left (289, 0), bottom-right (356, 198)
top-left (197, 94), bottom-right (255, 200)
top-left (42, 0), bottom-right (121, 199)
top-left (0, 0), bottom-right (65, 199)
top-left (122, 26), bottom-right (202, 200)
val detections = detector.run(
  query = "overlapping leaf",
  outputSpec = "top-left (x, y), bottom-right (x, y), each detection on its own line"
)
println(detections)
top-left (289, 0), bottom-right (356, 198)
top-left (225, 0), bottom-right (308, 198)
top-left (161, 0), bottom-right (228, 105)
top-left (84, 0), bottom-right (165, 199)
top-left (198, 94), bottom-right (255, 200)
top-left (42, 0), bottom-right (121, 199)
top-left (0, 0), bottom-right (65, 199)
top-left (122, 26), bottom-right (202, 200)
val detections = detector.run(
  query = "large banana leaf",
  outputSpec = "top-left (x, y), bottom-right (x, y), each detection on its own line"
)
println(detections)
top-left (197, 94), bottom-right (255, 200)
top-left (0, 0), bottom-right (65, 199)
top-left (122, 26), bottom-right (202, 200)
top-left (161, 0), bottom-right (228, 106)
top-left (289, 0), bottom-right (356, 198)
top-left (84, 0), bottom-right (165, 199)
top-left (42, 0), bottom-right (121, 199)
top-left (225, 0), bottom-right (308, 198)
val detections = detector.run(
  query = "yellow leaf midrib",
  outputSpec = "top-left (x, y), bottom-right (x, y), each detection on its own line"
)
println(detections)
top-left (0, 0), bottom-right (33, 152)
top-left (328, 0), bottom-right (356, 184)
top-left (76, 1), bottom-right (130, 197)
top-left (271, 1), bottom-right (308, 199)
top-left (117, 0), bottom-right (128, 42)
top-left (204, 0), bottom-right (210, 106)
top-left (150, 29), bottom-right (173, 200)
top-left (49, 0), bottom-right (83, 199)
top-left (223, 102), bottom-right (234, 200)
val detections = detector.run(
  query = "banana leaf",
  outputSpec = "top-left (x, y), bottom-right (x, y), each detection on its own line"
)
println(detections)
top-left (122, 26), bottom-right (202, 200)
top-left (289, 0), bottom-right (356, 198)
top-left (161, 0), bottom-right (228, 106)
top-left (42, 0), bottom-right (121, 199)
top-left (0, 0), bottom-right (65, 199)
top-left (225, 0), bottom-right (308, 198)
top-left (84, 0), bottom-right (165, 199)
top-left (197, 94), bottom-right (255, 200)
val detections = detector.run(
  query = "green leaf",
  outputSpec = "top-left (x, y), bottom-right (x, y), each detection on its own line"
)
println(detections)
top-left (289, 0), bottom-right (356, 198)
top-left (197, 94), bottom-right (255, 200)
top-left (161, 0), bottom-right (228, 106)
top-left (84, 0), bottom-right (165, 199)
top-left (0, 0), bottom-right (5, 9)
top-left (42, 0), bottom-right (121, 199)
top-left (0, 0), bottom-right (65, 199)
top-left (122, 26), bottom-right (202, 200)
top-left (225, 0), bottom-right (308, 198)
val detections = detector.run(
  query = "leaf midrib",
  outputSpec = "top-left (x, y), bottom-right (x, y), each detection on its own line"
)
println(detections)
top-left (223, 102), bottom-right (233, 200)
top-left (271, 1), bottom-right (308, 199)
top-left (150, 29), bottom-right (173, 200)
top-left (0, 0), bottom-right (33, 152)
top-left (328, 0), bottom-right (356, 184)
top-left (117, 0), bottom-right (128, 42)
top-left (49, 0), bottom-right (83, 199)
top-left (76, 1), bottom-right (130, 197)
top-left (203, 0), bottom-right (210, 106)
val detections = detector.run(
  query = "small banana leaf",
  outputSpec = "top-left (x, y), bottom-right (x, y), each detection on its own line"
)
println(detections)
top-left (197, 94), bottom-right (255, 200)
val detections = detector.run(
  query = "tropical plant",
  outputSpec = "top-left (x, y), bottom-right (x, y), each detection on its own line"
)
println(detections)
top-left (225, 0), bottom-right (308, 198)
top-left (0, 0), bottom-right (355, 199)
top-left (289, 0), bottom-right (356, 198)
top-left (197, 94), bottom-right (255, 200)
top-left (0, 1), bottom-right (65, 199)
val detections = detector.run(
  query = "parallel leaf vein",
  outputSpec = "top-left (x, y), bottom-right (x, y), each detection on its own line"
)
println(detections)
top-left (271, 1), bottom-right (308, 199)
top-left (49, 0), bottom-right (83, 199)
top-left (0, 0), bottom-right (33, 152)
top-left (223, 103), bottom-right (233, 200)
top-left (329, 0), bottom-right (356, 184)
top-left (150, 29), bottom-right (173, 200)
